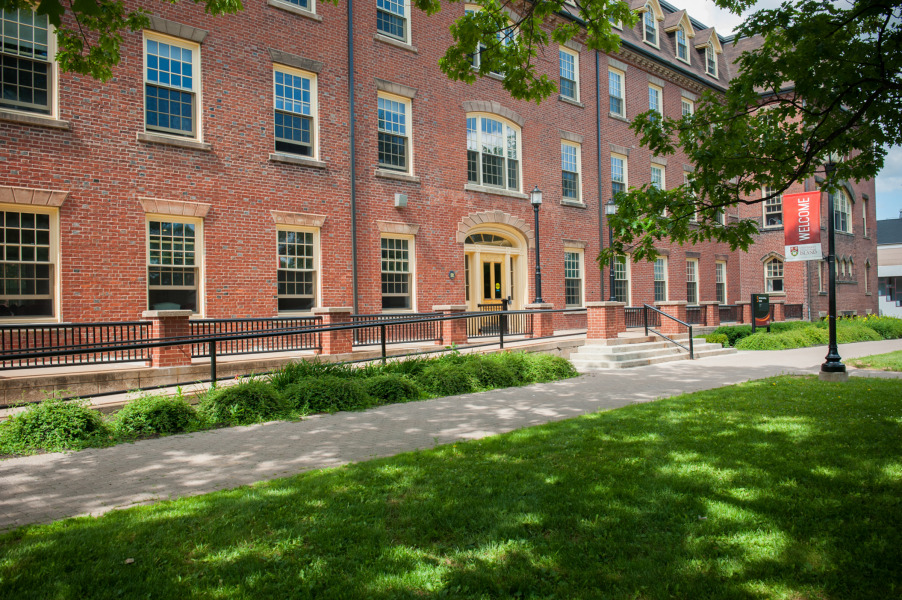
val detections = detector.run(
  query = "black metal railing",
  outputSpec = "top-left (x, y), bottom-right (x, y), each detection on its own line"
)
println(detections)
top-left (625, 307), bottom-right (660, 328)
top-left (719, 305), bottom-right (741, 323)
top-left (686, 305), bottom-right (705, 325)
top-left (352, 313), bottom-right (440, 346)
top-left (0, 321), bottom-right (152, 368)
top-left (642, 304), bottom-right (694, 359)
top-left (468, 301), bottom-right (531, 338)
top-left (785, 304), bottom-right (803, 320)
top-left (190, 317), bottom-right (322, 357)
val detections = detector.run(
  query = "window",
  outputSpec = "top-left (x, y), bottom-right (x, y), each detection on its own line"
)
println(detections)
top-left (643, 6), bottom-right (657, 46)
top-left (277, 227), bottom-right (318, 312)
top-left (765, 258), bottom-right (784, 293)
top-left (654, 257), bottom-right (667, 302)
top-left (378, 94), bottom-right (410, 172)
top-left (865, 261), bottom-right (870, 292)
top-left (818, 261), bottom-right (825, 292)
top-left (848, 257), bottom-right (854, 279)
top-left (0, 9), bottom-right (53, 115)
top-left (686, 259), bottom-right (698, 304)
top-left (147, 218), bottom-right (201, 312)
top-left (144, 33), bottom-right (200, 138)
top-left (611, 154), bottom-right (627, 196)
top-left (676, 25), bottom-right (689, 62)
top-left (613, 256), bottom-right (629, 304)
top-left (564, 250), bottom-right (583, 307)
top-left (862, 197), bottom-right (868, 236)
top-left (465, 6), bottom-right (513, 74)
top-left (763, 186), bottom-right (782, 226)
top-left (561, 141), bottom-right (581, 202)
top-left (651, 165), bottom-right (664, 190)
top-left (832, 188), bottom-right (852, 233)
top-left (467, 114), bottom-right (520, 191)
top-left (559, 48), bottom-right (579, 101)
top-left (715, 261), bottom-right (727, 304)
top-left (681, 98), bottom-right (694, 117)
top-left (648, 84), bottom-right (662, 116)
top-left (274, 67), bottom-right (316, 157)
top-left (0, 207), bottom-right (56, 318)
top-left (705, 45), bottom-right (718, 77)
top-left (608, 68), bottom-right (625, 117)
top-left (282, 0), bottom-right (311, 9)
top-left (682, 170), bottom-right (698, 223)
top-left (377, 0), bottom-right (407, 42)
top-left (381, 236), bottom-right (412, 310)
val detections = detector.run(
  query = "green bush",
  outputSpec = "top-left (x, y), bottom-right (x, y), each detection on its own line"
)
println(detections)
top-left (836, 322), bottom-right (882, 344)
top-left (200, 381), bottom-right (287, 426)
top-left (112, 395), bottom-right (198, 439)
top-left (416, 362), bottom-right (479, 396)
top-left (858, 315), bottom-right (902, 339)
top-left (269, 360), bottom-right (358, 390)
top-left (282, 376), bottom-right (373, 413)
top-left (704, 333), bottom-right (729, 346)
top-left (382, 355), bottom-right (433, 379)
top-left (712, 324), bottom-right (753, 347)
top-left (771, 321), bottom-right (814, 333)
top-left (362, 375), bottom-right (421, 404)
top-left (469, 354), bottom-right (522, 389)
top-left (0, 398), bottom-right (107, 453)
top-left (522, 353), bottom-right (579, 383)
top-left (735, 332), bottom-right (789, 351)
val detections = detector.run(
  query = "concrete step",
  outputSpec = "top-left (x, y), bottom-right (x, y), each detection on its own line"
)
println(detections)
top-left (571, 335), bottom-right (736, 371)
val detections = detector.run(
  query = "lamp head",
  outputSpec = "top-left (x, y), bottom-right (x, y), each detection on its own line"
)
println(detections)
top-left (605, 198), bottom-right (618, 216)
top-left (530, 185), bottom-right (543, 206)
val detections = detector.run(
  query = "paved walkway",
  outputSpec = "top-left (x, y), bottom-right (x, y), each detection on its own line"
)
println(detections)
top-left (1, 339), bottom-right (900, 531)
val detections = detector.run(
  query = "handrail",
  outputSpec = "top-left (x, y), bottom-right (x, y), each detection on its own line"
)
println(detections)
top-left (642, 304), bottom-right (694, 359)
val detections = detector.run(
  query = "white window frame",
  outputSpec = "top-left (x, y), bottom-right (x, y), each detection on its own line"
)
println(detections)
top-left (561, 140), bottom-right (582, 203)
top-left (467, 112), bottom-right (521, 192)
top-left (651, 165), bottom-right (664, 190)
top-left (275, 0), bottom-right (315, 13)
top-left (705, 44), bottom-right (718, 78)
top-left (613, 255), bottom-right (630, 305)
top-left (862, 197), bottom-right (868, 236)
top-left (765, 258), bottom-right (784, 293)
top-left (763, 186), bottom-right (782, 227)
top-left (0, 9), bottom-right (58, 119)
top-left (377, 92), bottom-right (413, 174)
top-left (376, 0), bottom-right (409, 44)
top-left (654, 256), bottom-right (668, 302)
top-left (143, 31), bottom-right (202, 140)
top-left (564, 248), bottom-right (585, 307)
top-left (833, 188), bottom-right (852, 233)
top-left (611, 153), bottom-right (628, 197)
top-left (681, 98), bottom-right (694, 117)
top-left (643, 5), bottom-right (658, 47)
top-left (276, 225), bottom-right (320, 314)
top-left (146, 215), bottom-right (204, 315)
top-left (676, 25), bottom-right (689, 63)
top-left (715, 261), bottom-right (727, 304)
top-left (0, 204), bottom-right (60, 322)
top-left (648, 83), bottom-right (662, 116)
top-left (381, 234), bottom-right (416, 312)
top-left (608, 67), bottom-right (625, 118)
top-left (686, 258), bottom-right (699, 305)
top-left (559, 46), bottom-right (579, 102)
top-left (273, 65), bottom-right (318, 159)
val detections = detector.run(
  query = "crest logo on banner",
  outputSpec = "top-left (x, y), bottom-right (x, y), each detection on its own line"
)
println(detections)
top-left (783, 192), bottom-right (823, 262)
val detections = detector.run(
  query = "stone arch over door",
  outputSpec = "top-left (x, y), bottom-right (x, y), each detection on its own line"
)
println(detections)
top-left (456, 210), bottom-right (534, 248)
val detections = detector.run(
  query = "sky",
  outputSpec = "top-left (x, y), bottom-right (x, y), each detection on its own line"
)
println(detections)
top-left (680, 0), bottom-right (902, 222)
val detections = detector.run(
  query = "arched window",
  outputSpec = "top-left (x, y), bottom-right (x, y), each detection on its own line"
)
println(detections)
top-left (466, 113), bottom-right (521, 192)
top-left (643, 6), bottom-right (658, 46)
top-left (676, 26), bottom-right (689, 62)
top-left (832, 188), bottom-right (852, 233)
top-left (464, 233), bottom-right (513, 247)
top-left (765, 258), bottom-right (784, 292)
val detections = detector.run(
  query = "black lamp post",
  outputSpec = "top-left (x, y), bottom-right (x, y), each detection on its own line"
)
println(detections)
top-left (821, 153), bottom-right (846, 376)
top-left (530, 185), bottom-right (544, 303)
top-left (605, 198), bottom-right (617, 302)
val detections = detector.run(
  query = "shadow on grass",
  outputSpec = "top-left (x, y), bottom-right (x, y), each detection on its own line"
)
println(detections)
top-left (1, 376), bottom-right (900, 599)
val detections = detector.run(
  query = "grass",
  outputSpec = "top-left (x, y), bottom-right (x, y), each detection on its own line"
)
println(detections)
top-left (1, 375), bottom-right (900, 599)
top-left (848, 350), bottom-right (902, 371)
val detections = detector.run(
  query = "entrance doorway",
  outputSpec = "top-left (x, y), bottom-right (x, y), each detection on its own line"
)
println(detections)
top-left (464, 229), bottom-right (528, 336)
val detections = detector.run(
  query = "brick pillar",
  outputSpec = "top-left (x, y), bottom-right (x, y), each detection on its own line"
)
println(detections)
top-left (433, 305), bottom-right (468, 346)
top-left (142, 310), bottom-right (193, 368)
top-left (655, 301), bottom-right (688, 336)
top-left (700, 301), bottom-right (720, 327)
top-left (586, 301), bottom-right (626, 340)
top-left (737, 301), bottom-right (752, 324)
top-left (525, 303), bottom-right (554, 338)
top-left (312, 307), bottom-right (354, 355)
top-left (771, 299), bottom-right (785, 322)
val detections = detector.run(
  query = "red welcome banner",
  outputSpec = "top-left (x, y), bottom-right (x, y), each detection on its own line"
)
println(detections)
top-left (783, 191), bottom-right (823, 262)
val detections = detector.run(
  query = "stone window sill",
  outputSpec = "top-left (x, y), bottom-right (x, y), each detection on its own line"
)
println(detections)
top-left (865, 292), bottom-right (872, 296)
top-left (836, 230), bottom-right (855, 237)
top-left (609, 112), bottom-right (629, 123)
top-left (559, 96), bottom-right (584, 108)
top-left (0, 109), bottom-right (70, 130)
top-left (760, 225), bottom-right (783, 231)
top-left (374, 33), bottom-right (417, 54)
top-left (269, 153), bottom-right (327, 169)
top-left (267, 0), bottom-right (322, 21)
top-left (561, 200), bottom-right (587, 208)
top-left (375, 169), bottom-right (420, 184)
top-left (464, 183), bottom-right (528, 200)
top-left (137, 132), bottom-right (212, 152)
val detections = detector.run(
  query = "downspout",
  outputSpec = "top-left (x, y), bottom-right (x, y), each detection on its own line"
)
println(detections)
top-left (596, 50), bottom-right (605, 301)
top-left (348, 0), bottom-right (359, 314)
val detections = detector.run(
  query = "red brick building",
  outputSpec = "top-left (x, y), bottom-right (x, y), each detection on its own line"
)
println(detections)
top-left (0, 0), bottom-right (878, 327)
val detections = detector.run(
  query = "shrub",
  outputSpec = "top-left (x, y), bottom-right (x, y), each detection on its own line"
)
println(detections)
top-left (382, 355), bottom-right (433, 379)
top-left (469, 354), bottom-right (522, 389)
top-left (859, 315), bottom-right (902, 340)
top-left (112, 394), bottom-right (198, 439)
top-left (713, 325), bottom-right (753, 347)
top-left (835, 322), bottom-right (882, 344)
top-left (200, 381), bottom-right (287, 426)
top-left (282, 376), bottom-right (373, 413)
top-left (522, 353), bottom-right (579, 383)
top-left (362, 375), bottom-right (421, 405)
top-left (269, 360), bottom-right (358, 390)
top-left (735, 332), bottom-right (789, 351)
top-left (771, 321), bottom-right (814, 333)
top-left (416, 362), bottom-right (479, 396)
top-left (704, 333), bottom-right (729, 346)
top-left (493, 351), bottom-right (532, 383)
top-left (0, 398), bottom-right (107, 453)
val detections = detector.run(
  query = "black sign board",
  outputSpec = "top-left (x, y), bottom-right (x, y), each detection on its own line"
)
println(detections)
top-left (752, 293), bottom-right (771, 333)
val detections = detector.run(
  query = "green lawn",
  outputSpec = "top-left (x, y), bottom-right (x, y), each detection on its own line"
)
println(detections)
top-left (848, 350), bottom-right (902, 372)
top-left (1, 376), bottom-right (900, 599)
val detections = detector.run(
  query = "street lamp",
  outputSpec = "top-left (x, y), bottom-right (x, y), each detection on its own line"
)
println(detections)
top-left (530, 185), bottom-right (544, 303)
top-left (605, 198), bottom-right (617, 302)
top-left (821, 152), bottom-right (846, 377)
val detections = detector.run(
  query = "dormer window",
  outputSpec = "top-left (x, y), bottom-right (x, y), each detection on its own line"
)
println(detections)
top-left (706, 45), bottom-right (717, 77)
top-left (676, 26), bottom-right (688, 62)
top-left (643, 6), bottom-right (657, 46)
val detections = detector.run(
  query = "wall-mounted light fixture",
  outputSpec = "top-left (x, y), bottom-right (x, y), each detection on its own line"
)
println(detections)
top-left (394, 193), bottom-right (408, 208)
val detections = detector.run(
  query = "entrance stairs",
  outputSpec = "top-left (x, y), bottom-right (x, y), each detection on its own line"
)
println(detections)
top-left (570, 332), bottom-right (737, 371)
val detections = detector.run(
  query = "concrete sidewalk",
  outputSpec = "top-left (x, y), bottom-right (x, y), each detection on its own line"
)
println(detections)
top-left (1, 339), bottom-right (900, 531)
